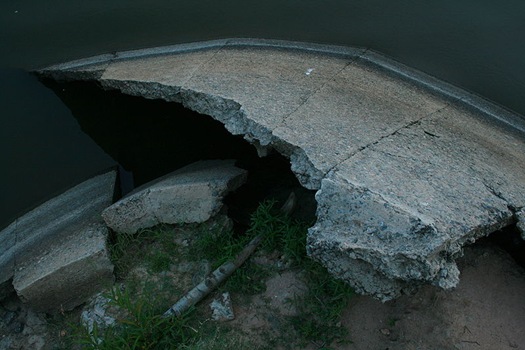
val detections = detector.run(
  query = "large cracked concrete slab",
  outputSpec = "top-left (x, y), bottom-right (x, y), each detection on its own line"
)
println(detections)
top-left (37, 39), bottom-right (525, 300)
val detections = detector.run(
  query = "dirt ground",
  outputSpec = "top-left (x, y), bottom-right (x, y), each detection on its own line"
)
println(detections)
top-left (339, 242), bottom-right (525, 350)
top-left (230, 242), bottom-right (525, 350)
top-left (1, 239), bottom-right (524, 350)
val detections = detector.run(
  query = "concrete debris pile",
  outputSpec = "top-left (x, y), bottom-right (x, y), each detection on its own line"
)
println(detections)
top-left (0, 160), bottom-right (247, 312)
top-left (37, 39), bottom-right (525, 301)
top-left (1, 39), bottom-right (524, 310)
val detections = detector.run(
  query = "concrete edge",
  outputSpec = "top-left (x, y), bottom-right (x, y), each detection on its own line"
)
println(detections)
top-left (357, 51), bottom-right (525, 136)
top-left (36, 38), bottom-right (525, 137)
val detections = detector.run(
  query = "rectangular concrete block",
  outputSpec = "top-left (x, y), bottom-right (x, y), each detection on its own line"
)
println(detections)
top-left (13, 224), bottom-right (114, 312)
top-left (0, 171), bottom-right (116, 298)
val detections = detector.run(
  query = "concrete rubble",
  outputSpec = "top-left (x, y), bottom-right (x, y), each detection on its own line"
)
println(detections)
top-left (102, 159), bottom-right (247, 234)
top-left (13, 223), bottom-right (114, 312)
top-left (0, 171), bottom-right (116, 311)
top-left (210, 292), bottom-right (235, 321)
top-left (0, 158), bottom-right (247, 312)
top-left (38, 39), bottom-right (525, 300)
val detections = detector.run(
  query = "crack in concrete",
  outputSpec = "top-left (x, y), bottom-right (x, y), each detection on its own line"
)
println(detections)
top-left (324, 103), bottom-right (451, 178)
top-left (276, 53), bottom-right (367, 127)
top-left (176, 45), bottom-right (226, 88)
top-left (483, 182), bottom-right (510, 207)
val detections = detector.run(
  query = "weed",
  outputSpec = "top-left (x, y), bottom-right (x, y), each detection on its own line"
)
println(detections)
top-left (388, 317), bottom-right (399, 327)
top-left (147, 251), bottom-right (172, 273)
top-left (73, 282), bottom-right (197, 350)
top-left (83, 200), bottom-right (354, 349)
top-left (221, 261), bottom-right (269, 295)
top-left (246, 199), bottom-right (309, 264)
top-left (189, 225), bottom-right (249, 268)
top-left (108, 225), bottom-right (179, 277)
top-left (180, 323), bottom-right (260, 350)
top-left (289, 260), bottom-right (354, 348)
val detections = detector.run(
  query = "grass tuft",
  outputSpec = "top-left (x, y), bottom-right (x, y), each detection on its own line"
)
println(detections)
top-left (73, 200), bottom-right (354, 349)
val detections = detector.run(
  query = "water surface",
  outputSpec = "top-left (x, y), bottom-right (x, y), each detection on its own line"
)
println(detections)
top-left (1, 0), bottom-right (524, 228)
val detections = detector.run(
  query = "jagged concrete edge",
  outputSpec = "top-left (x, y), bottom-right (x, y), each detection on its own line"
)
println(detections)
top-left (34, 38), bottom-right (525, 300)
top-left (36, 38), bottom-right (525, 136)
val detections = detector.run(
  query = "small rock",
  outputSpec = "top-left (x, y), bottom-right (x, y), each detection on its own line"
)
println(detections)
top-left (210, 292), bottom-right (235, 321)
top-left (380, 328), bottom-right (391, 336)
top-left (26, 334), bottom-right (45, 350)
top-left (81, 294), bottom-right (117, 334)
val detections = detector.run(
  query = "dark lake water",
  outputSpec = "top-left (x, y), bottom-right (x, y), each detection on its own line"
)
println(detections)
top-left (1, 0), bottom-right (524, 228)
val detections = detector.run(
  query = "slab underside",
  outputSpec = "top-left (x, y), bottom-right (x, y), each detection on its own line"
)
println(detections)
top-left (39, 39), bottom-right (525, 300)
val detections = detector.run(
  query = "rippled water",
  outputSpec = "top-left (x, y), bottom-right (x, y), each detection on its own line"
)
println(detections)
top-left (1, 0), bottom-right (524, 227)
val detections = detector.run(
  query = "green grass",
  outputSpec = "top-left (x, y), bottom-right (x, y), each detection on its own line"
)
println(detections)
top-left (72, 200), bottom-right (354, 349)
top-left (108, 225), bottom-right (179, 277)
top-left (75, 285), bottom-right (197, 350)
top-left (147, 251), bottom-right (172, 273)
top-left (289, 260), bottom-right (354, 348)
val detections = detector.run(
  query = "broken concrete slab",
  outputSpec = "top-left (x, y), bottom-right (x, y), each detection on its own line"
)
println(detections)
top-left (309, 104), bottom-right (525, 299)
top-left (38, 39), bottom-right (525, 300)
top-left (102, 160), bottom-right (247, 234)
top-left (13, 223), bottom-right (114, 313)
top-left (272, 62), bottom-right (447, 187)
top-left (0, 171), bottom-right (116, 299)
top-left (181, 47), bottom-right (353, 132)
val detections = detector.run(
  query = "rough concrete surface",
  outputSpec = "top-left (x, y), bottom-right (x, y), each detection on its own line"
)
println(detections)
top-left (0, 171), bottom-right (116, 299)
top-left (38, 39), bottom-right (525, 300)
top-left (517, 209), bottom-right (525, 240)
top-left (13, 223), bottom-right (114, 313)
top-left (102, 160), bottom-right (247, 234)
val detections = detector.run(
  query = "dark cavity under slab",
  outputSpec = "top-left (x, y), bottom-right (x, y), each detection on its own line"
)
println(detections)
top-left (41, 78), bottom-right (317, 227)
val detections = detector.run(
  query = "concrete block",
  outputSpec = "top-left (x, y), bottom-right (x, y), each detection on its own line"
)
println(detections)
top-left (0, 171), bottom-right (116, 299)
top-left (102, 160), bottom-right (247, 234)
top-left (13, 223), bottom-right (114, 313)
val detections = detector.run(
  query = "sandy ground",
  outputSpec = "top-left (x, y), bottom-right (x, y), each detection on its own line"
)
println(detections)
top-left (1, 240), bottom-right (523, 350)
top-left (231, 242), bottom-right (525, 350)
top-left (340, 242), bottom-right (525, 350)
top-left (333, 244), bottom-right (521, 349)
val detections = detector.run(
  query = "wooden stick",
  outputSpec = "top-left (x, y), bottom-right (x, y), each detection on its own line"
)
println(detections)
top-left (163, 192), bottom-right (296, 318)
top-left (163, 234), bottom-right (263, 318)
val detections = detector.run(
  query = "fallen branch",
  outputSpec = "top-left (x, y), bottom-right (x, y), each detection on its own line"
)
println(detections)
top-left (163, 234), bottom-right (262, 317)
top-left (163, 192), bottom-right (296, 318)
